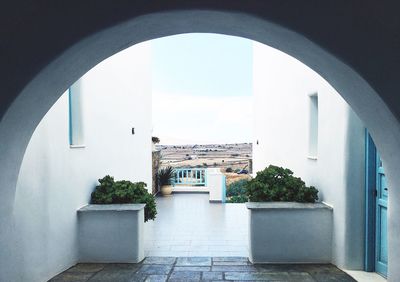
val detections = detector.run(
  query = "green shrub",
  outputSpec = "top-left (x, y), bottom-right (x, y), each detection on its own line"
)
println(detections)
top-left (227, 195), bottom-right (248, 203)
top-left (227, 179), bottom-right (249, 197)
top-left (225, 167), bottom-right (233, 173)
top-left (226, 179), bottom-right (249, 203)
top-left (91, 175), bottom-right (157, 222)
top-left (246, 165), bottom-right (318, 203)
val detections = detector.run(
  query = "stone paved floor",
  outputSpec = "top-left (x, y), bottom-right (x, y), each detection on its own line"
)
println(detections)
top-left (144, 193), bottom-right (248, 257)
top-left (49, 257), bottom-right (356, 281)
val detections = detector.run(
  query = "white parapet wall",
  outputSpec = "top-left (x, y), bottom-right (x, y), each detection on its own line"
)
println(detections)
top-left (208, 168), bottom-right (226, 203)
top-left (172, 185), bottom-right (210, 193)
top-left (78, 204), bottom-right (145, 263)
top-left (11, 43), bottom-right (152, 282)
top-left (246, 202), bottom-right (333, 263)
top-left (252, 42), bottom-right (365, 269)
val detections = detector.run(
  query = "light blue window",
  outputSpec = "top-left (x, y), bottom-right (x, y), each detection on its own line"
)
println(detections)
top-left (68, 81), bottom-right (85, 147)
top-left (308, 93), bottom-right (318, 158)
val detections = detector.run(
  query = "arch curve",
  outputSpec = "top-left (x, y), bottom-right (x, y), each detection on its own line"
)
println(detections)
top-left (1, 7), bottom-right (400, 281)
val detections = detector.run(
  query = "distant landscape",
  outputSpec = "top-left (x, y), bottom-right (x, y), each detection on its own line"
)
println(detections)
top-left (156, 143), bottom-right (253, 184)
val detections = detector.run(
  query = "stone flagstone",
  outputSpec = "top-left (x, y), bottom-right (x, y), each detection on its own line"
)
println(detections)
top-left (176, 257), bottom-right (212, 266)
top-left (48, 256), bottom-right (356, 282)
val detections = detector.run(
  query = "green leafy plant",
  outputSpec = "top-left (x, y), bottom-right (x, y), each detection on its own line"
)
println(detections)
top-left (152, 136), bottom-right (160, 143)
top-left (158, 166), bottom-right (175, 186)
top-left (91, 175), bottom-right (157, 222)
top-left (226, 179), bottom-right (249, 203)
top-left (227, 195), bottom-right (249, 203)
top-left (227, 179), bottom-right (249, 197)
top-left (246, 165), bottom-right (318, 203)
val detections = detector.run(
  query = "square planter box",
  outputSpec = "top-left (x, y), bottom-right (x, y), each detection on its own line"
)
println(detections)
top-left (78, 204), bottom-right (145, 263)
top-left (246, 202), bottom-right (333, 264)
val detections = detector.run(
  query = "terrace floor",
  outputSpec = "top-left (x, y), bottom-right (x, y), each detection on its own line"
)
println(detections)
top-left (49, 193), bottom-right (369, 281)
top-left (49, 256), bottom-right (356, 281)
top-left (144, 193), bottom-right (248, 257)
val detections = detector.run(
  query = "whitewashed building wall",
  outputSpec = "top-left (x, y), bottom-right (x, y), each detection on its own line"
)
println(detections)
top-left (14, 42), bottom-right (152, 282)
top-left (253, 42), bottom-right (366, 270)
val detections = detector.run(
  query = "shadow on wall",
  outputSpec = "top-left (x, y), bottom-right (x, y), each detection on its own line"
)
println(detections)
top-left (343, 111), bottom-right (367, 269)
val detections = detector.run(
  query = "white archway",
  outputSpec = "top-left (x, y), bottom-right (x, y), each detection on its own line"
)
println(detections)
top-left (1, 10), bottom-right (399, 281)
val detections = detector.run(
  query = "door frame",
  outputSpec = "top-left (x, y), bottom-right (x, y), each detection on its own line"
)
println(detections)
top-left (365, 130), bottom-right (376, 271)
top-left (365, 130), bottom-right (388, 277)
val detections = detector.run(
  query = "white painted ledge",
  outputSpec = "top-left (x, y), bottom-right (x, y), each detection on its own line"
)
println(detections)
top-left (246, 202), bottom-right (332, 210)
top-left (70, 144), bottom-right (86, 149)
top-left (78, 204), bottom-right (145, 212)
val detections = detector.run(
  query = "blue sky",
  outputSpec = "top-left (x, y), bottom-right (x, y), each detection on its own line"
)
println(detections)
top-left (151, 33), bottom-right (254, 144)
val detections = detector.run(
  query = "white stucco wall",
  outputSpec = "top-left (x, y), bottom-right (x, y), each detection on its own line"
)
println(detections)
top-left (13, 42), bottom-right (152, 282)
top-left (253, 42), bottom-right (365, 270)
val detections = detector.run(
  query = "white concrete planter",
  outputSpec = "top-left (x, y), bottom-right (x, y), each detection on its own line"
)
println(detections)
top-left (78, 204), bottom-right (145, 263)
top-left (246, 202), bottom-right (333, 264)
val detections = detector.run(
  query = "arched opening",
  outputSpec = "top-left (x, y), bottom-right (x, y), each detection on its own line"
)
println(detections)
top-left (1, 9), bottom-right (399, 282)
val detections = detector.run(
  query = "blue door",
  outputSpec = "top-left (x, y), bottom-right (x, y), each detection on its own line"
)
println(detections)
top-left (365, 132), bottom-right (388, 277)
top-left (375, 154), bottom-right (388, 277)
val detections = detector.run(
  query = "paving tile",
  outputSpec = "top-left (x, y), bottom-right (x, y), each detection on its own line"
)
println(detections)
top-left (150, 245), bottom-right (171, 251)
top-left (168, 271), bottom-right (201, 281)
top-left (162, 251), bottom-right (190, 257)
top-left (187, 251), bottom-right (213, 257)
top-left (288, 272), bottom-right (316, 282)
top-left (102, 263), bottom-right (140, 271)
top-left (65, 263), bottom-right (105, 273)
top-left (310, 273), bottom-right (356, 282)
top-left (88, 269), bottom-right (137, 282)
top-left (144, 274), bottom-right (168, 282)
top-left (208, 245), bottom-right (247, 252)
top-left (255, 264), bottom-right (304, 272)
top-left (146, 251), bottom-right (187, 257)
top-left (136, 264), bottom-right (173, 275)
top-left (213, 261), bottom-right (250, 266)
top-left (201, 271), bottom-right (223, 280)
top-left (176, 257), bottom-right (212, 266)
top-left (212, 265), bottom-right (257, 272)
top-left (224, 271), bottom-right (291, 281)
top-left (143, 257), bottom-right (176, 265)
top-left (155, 240), bottom-right (191, 246)
top-left (170, 245), bottom-right (191, 252)
top-left (129, 273), bottom-right (147, 282)
top-left (302, 264), bottom-right (344, 274)
top-left (213, 257), bottom-right (249, 262)
top-left (173, 266), bottom-right (211, 272)
top-left (225, 240), bottom-right (248, 246)
top-left (49, 272), bottom-right (94, 282)
top-left (188, 245), bottom-right (209, 251)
